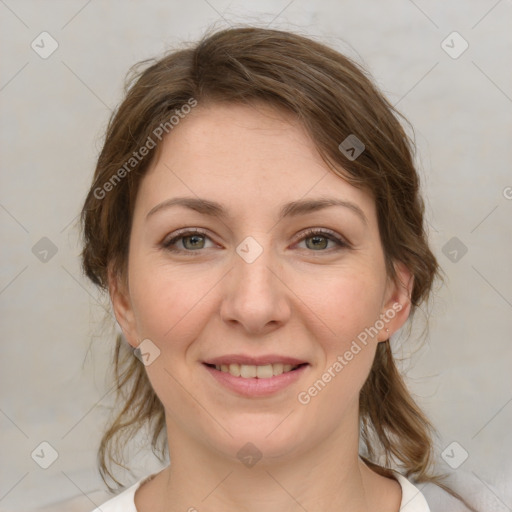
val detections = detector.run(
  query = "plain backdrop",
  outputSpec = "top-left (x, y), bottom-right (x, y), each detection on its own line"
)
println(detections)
top-left (1, 1), bottom-right (511, 511)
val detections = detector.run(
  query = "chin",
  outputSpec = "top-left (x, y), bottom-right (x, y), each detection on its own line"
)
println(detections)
top-left (199, 413), bottom-right (312, 465)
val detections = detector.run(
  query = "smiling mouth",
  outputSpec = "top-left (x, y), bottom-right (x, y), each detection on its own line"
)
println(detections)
top-left (204, 362), bottom-right (308, 379)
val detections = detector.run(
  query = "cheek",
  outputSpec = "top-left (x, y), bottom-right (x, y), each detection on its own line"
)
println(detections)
top-left (126, 261), bottom-right (217, 428)
top-left (128, 257), bottom-right (216, 347)
top-left (300, 267), bottom-right (386, 345)
top-left (295, 272), bottom-right (382, 416)
top-left (295, 268), bottom-right (384, 400)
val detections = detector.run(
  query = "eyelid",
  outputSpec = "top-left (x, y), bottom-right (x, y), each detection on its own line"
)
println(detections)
top-left (161, 227), bottom-right (350, 253)
top-left (292, 227), bottom-right (350, 249)
top-left (162, 227), bottom-right (213, 248)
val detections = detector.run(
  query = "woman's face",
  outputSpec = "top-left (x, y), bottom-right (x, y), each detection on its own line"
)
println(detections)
top-left (111, 102), bottom-right (412, 463)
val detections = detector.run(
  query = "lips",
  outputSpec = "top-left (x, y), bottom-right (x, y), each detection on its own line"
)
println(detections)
top-left (203, 358), bottom-right (309, 397)
top-left (204, 354), bottom-right (308, 367)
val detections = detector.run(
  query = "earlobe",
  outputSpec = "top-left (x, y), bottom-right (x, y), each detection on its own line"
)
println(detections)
top-left (108, 266), bottom-right (139, 348)
top-left (377, 261), bottom-right (414, 342)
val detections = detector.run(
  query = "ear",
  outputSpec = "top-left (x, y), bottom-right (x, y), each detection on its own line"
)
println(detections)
top-left (108, 265), bottom-right (139, 349)
top-left (376, 260), bottom-right (414, 342)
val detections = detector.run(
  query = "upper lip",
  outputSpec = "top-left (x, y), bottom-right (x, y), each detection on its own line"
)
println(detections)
top-left (203, 354), bottom-right (308, 366)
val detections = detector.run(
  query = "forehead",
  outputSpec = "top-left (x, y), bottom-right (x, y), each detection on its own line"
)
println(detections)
top-left (135, 102), bottom-right (376, 223)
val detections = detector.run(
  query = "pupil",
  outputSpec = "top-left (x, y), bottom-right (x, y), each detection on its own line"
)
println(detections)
top-left (185, 235), bottom-right (204, 249)
top-left (307, 235), bottom-right (327, 250)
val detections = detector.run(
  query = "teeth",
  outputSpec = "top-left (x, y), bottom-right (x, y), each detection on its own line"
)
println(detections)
top-left (240, 364), bottom-right (257, 378)
top-left (256, 364), bottom-right (273, 378)
top-left (213, 362), bottom-right (301, 379)
top-left (273, 363), bottom-right (284, 376)
top-left (229, 363), bottom-right (241, 377)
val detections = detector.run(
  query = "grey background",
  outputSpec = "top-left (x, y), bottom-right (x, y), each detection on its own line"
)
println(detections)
top-left (1, 1), bottom-right (511, 511)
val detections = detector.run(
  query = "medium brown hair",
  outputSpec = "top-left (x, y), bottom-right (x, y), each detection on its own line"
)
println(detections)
top-left (80, 25), bottom-right (476, 510)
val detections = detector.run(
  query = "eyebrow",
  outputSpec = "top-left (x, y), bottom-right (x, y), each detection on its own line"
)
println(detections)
top-left (146, 196), bottom-right (368, 225)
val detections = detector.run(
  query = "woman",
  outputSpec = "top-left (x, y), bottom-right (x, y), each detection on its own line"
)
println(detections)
top-left (81, 26), bottom-right (477, 512)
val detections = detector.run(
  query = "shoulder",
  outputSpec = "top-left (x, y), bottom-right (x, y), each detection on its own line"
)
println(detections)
top-left (394, 472), bottom-right (431, 512)
top-left (394, 470), bottom-right (480, 512)
top-left (90, 472), bottom-right (158, 512)
top-left (90, 482), bottom-right (140, 512)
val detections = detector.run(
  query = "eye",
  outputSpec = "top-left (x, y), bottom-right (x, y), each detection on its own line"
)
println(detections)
top-left (294, 228), bottom-right (349, 252)
top-left (161, 227), bottom-right (350, 255)
top-left (162, 229), bottom-right (215, 253)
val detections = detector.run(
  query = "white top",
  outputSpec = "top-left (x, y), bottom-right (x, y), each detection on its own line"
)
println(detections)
top-left (91, 469), bottom-right (430, 511)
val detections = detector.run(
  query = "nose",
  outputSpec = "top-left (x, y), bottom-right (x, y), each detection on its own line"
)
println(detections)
top-left (220, 238), bottom-right (291, 335)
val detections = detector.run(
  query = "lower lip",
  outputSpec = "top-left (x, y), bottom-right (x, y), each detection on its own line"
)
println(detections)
top-left (203, 364), bottom-right (309, 397)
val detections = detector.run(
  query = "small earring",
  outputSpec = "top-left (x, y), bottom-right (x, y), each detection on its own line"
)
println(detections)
top-left (385, 328), bottom-right (390, 332)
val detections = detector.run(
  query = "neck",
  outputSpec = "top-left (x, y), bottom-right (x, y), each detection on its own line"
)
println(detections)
top-left (154, 414), bottom-right (382, 512)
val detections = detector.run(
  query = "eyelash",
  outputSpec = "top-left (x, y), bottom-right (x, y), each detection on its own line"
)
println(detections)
top-left (161, 227), bottom-right (350, 255)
